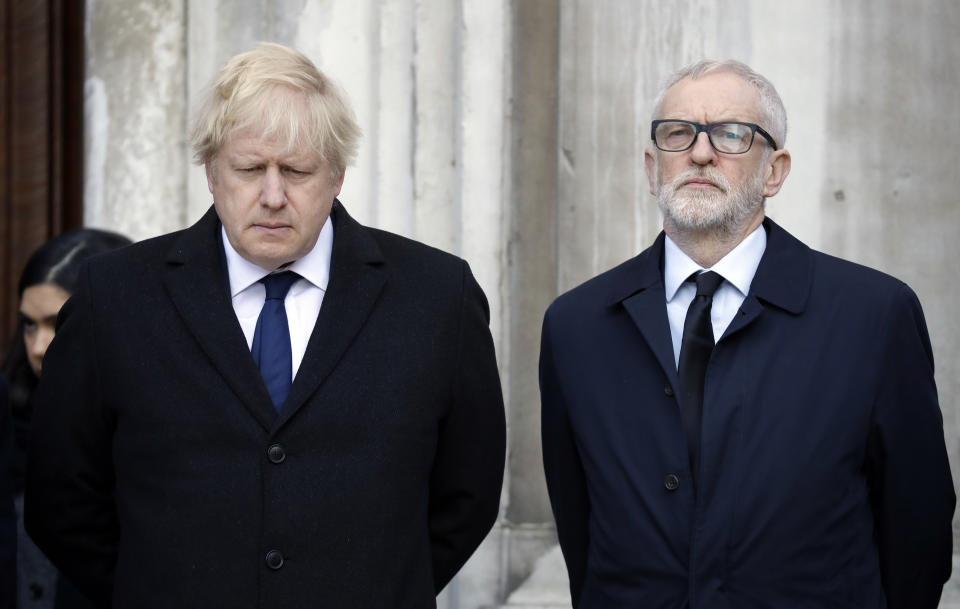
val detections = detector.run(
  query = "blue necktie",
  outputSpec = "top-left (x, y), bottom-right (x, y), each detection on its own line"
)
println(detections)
top-left (251, 271), bottom-right (300, 410)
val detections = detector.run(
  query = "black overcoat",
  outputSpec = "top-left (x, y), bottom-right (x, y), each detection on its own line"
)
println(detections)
top-left (0, 375), bottom-right (14, 609)
top-left (25, 202), bottom-right (506, 609)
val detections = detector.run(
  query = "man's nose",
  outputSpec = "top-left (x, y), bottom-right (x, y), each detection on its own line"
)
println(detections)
top-left (260, 167), bottom-right (286, 208)
top-left (689, 131), bottom-right (717, 165)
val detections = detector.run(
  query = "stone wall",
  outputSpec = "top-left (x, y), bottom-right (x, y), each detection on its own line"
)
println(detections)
top-left (84, 0), bottom-right (960, 606)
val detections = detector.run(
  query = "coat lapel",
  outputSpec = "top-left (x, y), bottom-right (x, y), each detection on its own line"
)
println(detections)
top-left (721, 218), bottom-right (812, 340)
top-left (612, 233), bottom-right (680, 389)
top-left (162, 207), bottom-right (277, 431)
top-left (605, 219), bottom-right (812, 388)
top-left (276, 201), bottom-right (386, 427)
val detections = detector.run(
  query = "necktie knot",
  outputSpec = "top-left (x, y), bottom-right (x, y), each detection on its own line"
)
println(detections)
top-left (692, 270), bottom-right (724, 297)
top-left (261, 271), bottom-right (300, 301)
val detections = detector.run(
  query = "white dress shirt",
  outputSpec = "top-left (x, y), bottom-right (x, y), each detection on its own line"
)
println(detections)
top-left (221, 217), bottom-right (333, 379)
top-left (664, 224), bottom-right (766, 368)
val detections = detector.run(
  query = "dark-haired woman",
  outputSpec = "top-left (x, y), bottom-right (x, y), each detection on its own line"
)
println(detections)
top-left (1, 229), bottom-right (131, 609)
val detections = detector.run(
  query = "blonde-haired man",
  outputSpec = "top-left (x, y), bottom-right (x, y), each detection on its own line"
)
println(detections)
top-left (26, 43), bottom-right (506, 608)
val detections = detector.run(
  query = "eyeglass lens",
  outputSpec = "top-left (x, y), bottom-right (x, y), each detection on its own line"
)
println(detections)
top-left (655, 122), bottom-right (755, 153)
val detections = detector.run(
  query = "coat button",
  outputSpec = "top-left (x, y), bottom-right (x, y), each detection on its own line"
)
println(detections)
top-left (664, 474), bottom-right (680, 491)
top-left (663, 384), bottom-right (674, 397)
top-left (265, 550), bottom-right (284, 570)
top-left (267, 444), bottom-right (286, 464)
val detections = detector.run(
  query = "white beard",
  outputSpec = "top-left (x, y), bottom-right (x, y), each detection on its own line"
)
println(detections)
top-left (656, 164), bottom-right (765, 234)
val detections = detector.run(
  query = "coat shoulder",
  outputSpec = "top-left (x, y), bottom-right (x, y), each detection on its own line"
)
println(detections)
top-left (366, 227), bottom-right (464, 268)
top-left (363, 226), bottom-right (471, 291)
top-left (808, 248), bottom-right (914, 303)
top-left (78, 229), bottom-right (187, 287)
top-left (546, 244), bottom-right (659, 323)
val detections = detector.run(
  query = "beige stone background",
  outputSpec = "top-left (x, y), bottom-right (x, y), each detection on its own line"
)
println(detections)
top-left (82, 0), bottom-right (960, 607)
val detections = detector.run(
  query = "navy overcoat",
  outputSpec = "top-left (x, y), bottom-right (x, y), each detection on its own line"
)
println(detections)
top-left (541, 218), bottom-right (954, 609)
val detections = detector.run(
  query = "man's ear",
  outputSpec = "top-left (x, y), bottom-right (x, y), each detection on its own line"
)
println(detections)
top-left (205, 162), bottom-right (216, 194)
top-left (762, 149), bottom-right (791, 198)
top-left (644, 147), bottom-right (657, 196)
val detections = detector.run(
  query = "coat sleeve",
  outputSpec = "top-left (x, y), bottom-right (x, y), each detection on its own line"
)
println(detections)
top-left (428, 261), bottom-right (506, 592)
top-left (0, 375), bottom-right (15, 609)
top-left (24, 264), bottom-right (118, 608)
top-left (865, 283), bottom-right (955, 609)
top-left (540, 307), bottom-right (590, 607)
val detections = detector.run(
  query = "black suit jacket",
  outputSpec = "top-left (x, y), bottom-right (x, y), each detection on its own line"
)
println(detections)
top-left (541, 218), bottom-right (954, 609)
top-left (0, 375), bottom-right (14, 609)
top-left (25, 202), bottom-right (506, 609)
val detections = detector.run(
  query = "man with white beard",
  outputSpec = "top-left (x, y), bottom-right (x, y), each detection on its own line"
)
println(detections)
top-left (539, 60), bottom-right (954, 609)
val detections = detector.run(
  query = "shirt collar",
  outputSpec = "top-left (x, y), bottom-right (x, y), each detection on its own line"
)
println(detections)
top-left (222, 215), bottom-right (334, 297)
top-left (663, 223), bottom-right (766, 302)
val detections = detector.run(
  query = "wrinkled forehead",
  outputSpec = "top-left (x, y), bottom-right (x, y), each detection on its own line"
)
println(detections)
top-left (658, 71), bottom-right (763, 124)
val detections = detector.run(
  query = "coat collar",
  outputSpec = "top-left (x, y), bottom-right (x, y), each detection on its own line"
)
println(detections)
top-left (275, 200), bottom-right (385, 429)
top-left (606, 232), bottom-right (666, 306)
top-left (163, 201), bottom-right (386, 433)
top-left (608, 217), bottom-right (813, 384)
top-left (163, 207), bottom-right (278, 428)
top-left (610, 232), bottom-right (678, 386)
top-left (718, 217), bottom-right (812, 341)
top-left (609, 217), bottom-right (812, 313)
top-left (747, 217), bottom-right (811, 315)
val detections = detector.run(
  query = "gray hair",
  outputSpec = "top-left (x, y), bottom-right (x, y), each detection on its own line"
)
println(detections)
top-left (651, 59), bottom-right (787, 149)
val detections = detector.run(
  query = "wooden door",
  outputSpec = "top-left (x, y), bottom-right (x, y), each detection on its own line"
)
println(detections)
top-left (0, 0), bottom-right (85, 352)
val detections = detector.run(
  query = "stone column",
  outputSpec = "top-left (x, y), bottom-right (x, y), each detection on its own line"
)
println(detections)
top-left (84, 0), bottom-right (186, 238)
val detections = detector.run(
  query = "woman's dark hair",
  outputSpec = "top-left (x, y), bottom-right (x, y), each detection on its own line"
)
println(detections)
top-left (1, 228), bottom-right (131, 490)
top-left (14, 228), bottom-right (131, 299)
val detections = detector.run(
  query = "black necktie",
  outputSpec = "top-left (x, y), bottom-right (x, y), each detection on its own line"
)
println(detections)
top-left (251, 271), bottom-right (300, 410)
top-left (677, 270), bottom-right (724, 492)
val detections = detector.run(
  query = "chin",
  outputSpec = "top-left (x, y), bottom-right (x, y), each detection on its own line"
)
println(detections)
top-left (661, 188), bottom-right (764, 234)
top-left (662, 196), bottom-right (724, 229)
top-left (243, 239), bottom-right (294, 261)
top-left (240, 250), bottom-right (284, 270)
top-left (257, 256), bottom-right (294, 270)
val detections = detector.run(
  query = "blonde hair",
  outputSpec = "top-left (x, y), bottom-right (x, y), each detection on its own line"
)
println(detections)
top-left (191, 42), bottom-right (362, 179)
top-left (651, 59), bottom-right (787, 150)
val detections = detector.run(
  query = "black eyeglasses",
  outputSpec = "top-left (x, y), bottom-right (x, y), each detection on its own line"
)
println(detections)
top-left (651, 120), bottom-right (779, 154)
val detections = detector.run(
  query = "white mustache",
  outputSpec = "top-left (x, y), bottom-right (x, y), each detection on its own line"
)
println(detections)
top-left (669, 169), bottom-right (730, 194)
